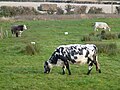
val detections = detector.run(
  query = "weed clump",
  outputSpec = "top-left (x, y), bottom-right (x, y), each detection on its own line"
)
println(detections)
top-left (95, 43), bottom-right (117, 55)
top-left (99, 31), bottom-right (118, 40)
top-left (24, 44), bottom-right (39, 55)
top-left (81, 31), bottom-right (118, 42)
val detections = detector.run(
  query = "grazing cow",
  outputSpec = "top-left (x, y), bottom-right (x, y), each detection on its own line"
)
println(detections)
top-left (11, 25), bottom-right (27, 37)
top-left (44, 44), bottom-right (101, 75)
top-left (94, 22), bottom-right (110, 31)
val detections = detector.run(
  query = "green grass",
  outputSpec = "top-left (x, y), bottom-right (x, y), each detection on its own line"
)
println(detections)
top-left (0, 18), bottom-right (120, 90)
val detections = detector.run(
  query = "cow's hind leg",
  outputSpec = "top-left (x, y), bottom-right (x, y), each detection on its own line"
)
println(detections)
top-left (93, 56), bottom-right (101, 73)
top-left (94, 61), bottom-right (101, 73)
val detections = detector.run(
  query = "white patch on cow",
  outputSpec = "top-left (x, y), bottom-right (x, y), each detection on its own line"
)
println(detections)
top-left (74, 50), bottom-right (88, 65)
top-left (19, 31), bottom-right (23, 37)
top-left (48, 61), bottom-right (53, 69)
top-left (23, 25), bottom-right (27, 30)
top-left (56, 59), bottom-right (64, 66)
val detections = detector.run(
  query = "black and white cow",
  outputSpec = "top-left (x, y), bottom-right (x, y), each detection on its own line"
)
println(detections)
top-left (44, 44), bottom-right (101, 75)
top-left (11, 25), bottom-right (27, 37)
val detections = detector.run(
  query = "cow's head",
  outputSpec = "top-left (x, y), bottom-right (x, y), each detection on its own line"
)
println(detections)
top-left (44, 61), bottom-right (51, 74)
top-left (23, 25), bottom-right (27, 30)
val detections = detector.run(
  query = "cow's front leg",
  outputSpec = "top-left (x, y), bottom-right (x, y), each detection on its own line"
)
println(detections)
top-left (58, 55), bottom-right (71, 75)
top-left (87, 62), bottom-right (93, 75)
top-left (19, 31), bottom-right (23, 37)
top-left (62, 65), bottom-right (66, 75)
top-left (16, 33), bottom-right (19, 37)
top-left (64, 61), bottom-right (71, 75)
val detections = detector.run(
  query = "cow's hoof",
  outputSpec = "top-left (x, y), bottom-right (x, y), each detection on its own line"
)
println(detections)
top-left (99, 69), bottom-right (101, 73)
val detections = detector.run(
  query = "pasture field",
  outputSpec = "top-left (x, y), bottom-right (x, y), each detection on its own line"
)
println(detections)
top-left (0, 18), bottom-right (120, 90)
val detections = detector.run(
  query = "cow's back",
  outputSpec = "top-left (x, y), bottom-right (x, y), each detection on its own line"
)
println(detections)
top-left (55, 44), bottom-right (97, 64)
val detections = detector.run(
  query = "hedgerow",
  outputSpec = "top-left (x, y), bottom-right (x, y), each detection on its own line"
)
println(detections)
top-left (0, 6), bottom-right (39, 17)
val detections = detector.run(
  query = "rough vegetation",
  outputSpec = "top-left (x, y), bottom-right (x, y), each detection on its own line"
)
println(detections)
top-left (0, 6), bottom-right (39, 17)
top-left (88, 6), bottom-right (104, 14)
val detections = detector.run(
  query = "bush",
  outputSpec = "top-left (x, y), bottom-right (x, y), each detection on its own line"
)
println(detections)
top-left (88, 6), bottom-right (104, 14)
top-left (82, 30), bottom-right (119, 42)
top-left (0, 6), bottom-right (39, 17)
top-left (81, 35), bottom-right (101, 42)
top-left (56, 7), bottom-right (64, 15)
top-left (65, 4), bottom-right (74, 14)
top-left (24, 44), bottom-right (39, 55)
top-left (95, 43), bottom-right (118, 55)
top-left (99, 31), bottom-right (118, 40)
top-left (116, 6), bottom-right (120, 14)
top-left (74, 6), bottom-right (87, 14)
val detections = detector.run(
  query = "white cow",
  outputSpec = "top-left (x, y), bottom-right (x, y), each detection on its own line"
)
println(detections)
top-left (94, 22), bottom-right (110, 31)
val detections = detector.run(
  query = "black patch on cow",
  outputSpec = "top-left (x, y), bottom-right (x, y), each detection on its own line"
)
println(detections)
top-left (66, 53), bottom-right (76, 63)
top-left (45, 61), bottom-right (48, 65)
top-left (78, 48), bottom-right (83, 55)
top-left (56, 49), bottom-right (60, 53)
top-left (49, 52), bottom-right (59, 64)
top-left (82, 47), bottom-right (87, 50)
top-left (71, 51), bottom-right (74, 56)
top-left (59, 47), bottom-right (64, 55)
top-left (74, 56), bottom-right (77, 59)
top-left (85, 50), bottom-right (89, 57)
top-left (87, 57), bottom-right (91, 64)
top-left (74, 50), bottom-right (79, 55)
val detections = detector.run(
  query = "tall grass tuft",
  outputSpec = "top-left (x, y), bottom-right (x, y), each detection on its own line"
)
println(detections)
top-left (24, 44), bottom-right (39, 55)
top-left (100, 31), bottom-right (118, 40)
top-left (81, 35), bottom-right (101, 42)
top-left (81, 31), bottom-right (118, 42)
top-left (95, 43), bottom-right (118, 55)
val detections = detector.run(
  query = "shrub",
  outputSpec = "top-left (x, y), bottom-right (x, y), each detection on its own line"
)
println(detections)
top-left (0, 6), bottom-right (39, 17)
top-left (24, 44), bottom-right (39, 55)
top-left (88, 6), bottom-right (104, 14)
top-left (116, 6), bottom-right (120, 14)
top-left (65, 4), bottom-right (74, 14)
top-left (56, 7), bottom-right (64, 15)
top-left (81, 35), bottom-right (101, 42)
top-left (74, 6), bottom-right (87, 14)
top-left (99, 31), bottom-right (118, 40)
top-left (95, 43), bottom-right (118, 55)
